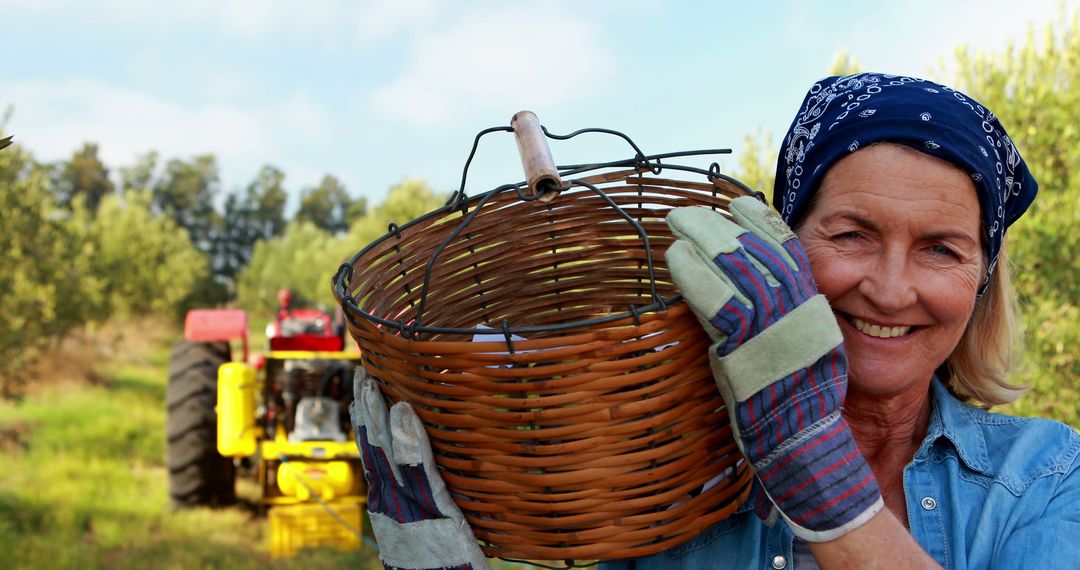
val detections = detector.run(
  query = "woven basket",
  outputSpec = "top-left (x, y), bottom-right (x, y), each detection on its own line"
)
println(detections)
top-left (334, 162), bottom-right (756, 562)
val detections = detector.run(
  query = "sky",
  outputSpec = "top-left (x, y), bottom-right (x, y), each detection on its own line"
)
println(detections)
top-left (0, 0), bottom-right (1066, 210)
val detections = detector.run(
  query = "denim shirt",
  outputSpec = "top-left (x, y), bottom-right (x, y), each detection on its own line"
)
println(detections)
top-left (599, 379), bottom-right (1080, 569)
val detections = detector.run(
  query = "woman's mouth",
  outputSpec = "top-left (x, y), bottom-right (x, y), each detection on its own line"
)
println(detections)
top-left (848, 316), bottom-right (913, 339)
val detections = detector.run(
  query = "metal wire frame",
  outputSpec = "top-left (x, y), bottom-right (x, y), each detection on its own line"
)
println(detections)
top-left (331, 123), bottom-right (762, 344)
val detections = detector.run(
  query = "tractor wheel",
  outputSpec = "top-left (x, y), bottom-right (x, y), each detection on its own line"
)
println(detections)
top-left (166, 339), bottom-right (236, 509)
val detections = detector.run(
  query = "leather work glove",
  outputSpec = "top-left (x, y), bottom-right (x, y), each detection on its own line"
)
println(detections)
top-left (665, 196), bottom-right (884, 542)
top-left (349, 366), bottom-right (489, 570)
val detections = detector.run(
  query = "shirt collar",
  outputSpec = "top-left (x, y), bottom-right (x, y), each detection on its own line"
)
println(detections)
top-left (916, 377), bottom-right (994, 476)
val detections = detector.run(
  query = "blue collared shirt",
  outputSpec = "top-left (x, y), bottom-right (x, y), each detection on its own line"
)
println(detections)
top-left (599, 379), bottom-right (1080, 569)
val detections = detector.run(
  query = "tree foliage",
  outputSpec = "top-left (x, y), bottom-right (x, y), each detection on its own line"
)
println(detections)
top-left (828, 51), bottom-right (864, 77)
top-left (0, 139), bottom-right (213, 396)
top-left (235, 177), bottom-right (446, 316)
top-left (52, 142), bottom-right (114, 213)
top-left (296, 174), bottom-right (365, 235)
top-left (0, 140), bottom-right (91, 395)
top-left (235, 221), bottom-right (337, 315)
top-left (151, 155), bottom-right (222, 253)
top-left (945, 11), bottom-right (1080, 426)
top-left (86, 191), bottom-right (212, 317)
top-left (343, 177), bottom-right (447, 248)
top-left (213, 165), bottom-right (291, 284)
top-left (243, 165), bottom-right (288, 240)
top-left (733, 129), bottom-right (776, 201)
top-left (119, 151), bottom-right (159, 193)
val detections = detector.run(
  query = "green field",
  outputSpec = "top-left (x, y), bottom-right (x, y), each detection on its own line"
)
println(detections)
top-left (0, 323), bottom-right (382, 570)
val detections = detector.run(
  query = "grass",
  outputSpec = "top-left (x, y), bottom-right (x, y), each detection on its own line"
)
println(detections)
top-left (0, 321), bottom-right (382, 570)
top-left (0, 318), bottom-right (565, 570)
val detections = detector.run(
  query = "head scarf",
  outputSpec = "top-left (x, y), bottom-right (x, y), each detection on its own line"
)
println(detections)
top-left (773, 72), bottom-right (1038, 292)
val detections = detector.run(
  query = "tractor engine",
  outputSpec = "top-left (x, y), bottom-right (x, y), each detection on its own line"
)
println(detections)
top-left (263, 357), bottom-right (352, 442)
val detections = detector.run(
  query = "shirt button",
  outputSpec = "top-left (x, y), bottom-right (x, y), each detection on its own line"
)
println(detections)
top-left (771, 554), bottom-right (788, 569)
top-left (921, 497), bottom-right (937, 510)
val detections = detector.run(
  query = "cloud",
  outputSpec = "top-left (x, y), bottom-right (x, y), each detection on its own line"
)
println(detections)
top-left (270, 92), bottom-right (333, 142)
top-left (211, 0), bottom-right (358, 44)
top-left (826, 0), bottom-right (1060, 78)
top-left (1, 0), bottom-right (438, 45)
top-left (6, 80), bottom-right (264, 161)
top-left (0, 0), bottom-right (356, 43)
top-left (124, 48), bottom-right (265, 101)
top-left (3, 79), bottom-right (333, 192)
top-left (371, 3), bottom-right (618, 126)
top-left (353, 0), bottom-right (440, 43)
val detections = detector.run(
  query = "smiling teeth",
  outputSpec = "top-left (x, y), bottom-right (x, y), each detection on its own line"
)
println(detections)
top-left (853, 318), bottom-right (911, 338)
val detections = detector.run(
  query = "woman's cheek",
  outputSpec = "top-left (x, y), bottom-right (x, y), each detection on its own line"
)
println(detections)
top-left (801, 243), bottom-right (863, 296)
top-left (917, 266), bottom-right (980, 326)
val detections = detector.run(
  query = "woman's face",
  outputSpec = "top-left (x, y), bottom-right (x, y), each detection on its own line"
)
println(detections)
top-left (796, 144), bottom-right (983, 399)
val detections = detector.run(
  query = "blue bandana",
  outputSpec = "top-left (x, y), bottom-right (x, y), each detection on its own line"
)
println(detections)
top-left (773, 72), bottom-right (1038, 291)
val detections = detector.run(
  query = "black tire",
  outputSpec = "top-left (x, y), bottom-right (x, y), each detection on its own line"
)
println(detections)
top-left (166, 339), bottom-right (236, 509)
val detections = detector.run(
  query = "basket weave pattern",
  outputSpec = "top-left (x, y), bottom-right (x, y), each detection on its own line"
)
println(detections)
top-left (340, 168), bottom-right (755, 561)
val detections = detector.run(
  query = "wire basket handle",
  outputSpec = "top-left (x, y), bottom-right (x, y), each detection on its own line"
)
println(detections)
top-left (410, 178), bottom-right (665, 338)
top-left (511, 110), bottom-right (563, 202)
top-left (445, 111), bottom-right (660, 211)
top-left (408, 112), bottom-right (671, 338)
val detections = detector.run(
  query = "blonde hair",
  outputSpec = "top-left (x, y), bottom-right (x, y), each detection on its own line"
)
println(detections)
top-left (943, 243), bottom-right (1027, 407)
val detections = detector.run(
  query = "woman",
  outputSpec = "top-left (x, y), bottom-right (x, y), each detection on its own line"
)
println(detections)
top-left (350, 73), bottom-right (1080, 569)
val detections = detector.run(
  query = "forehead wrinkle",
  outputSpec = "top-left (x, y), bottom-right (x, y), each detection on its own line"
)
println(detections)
top-left (813, 145), bottom-right (982, 238)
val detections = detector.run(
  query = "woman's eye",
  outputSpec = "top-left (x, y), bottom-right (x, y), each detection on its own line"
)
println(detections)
top-left (835, 231), bottom-right (861, 240)
top-left (931, 244), bottom-right (958, 259)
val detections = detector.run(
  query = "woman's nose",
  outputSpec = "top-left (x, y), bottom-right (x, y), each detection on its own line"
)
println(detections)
top-left (857, 250), bottom-right (917, 313)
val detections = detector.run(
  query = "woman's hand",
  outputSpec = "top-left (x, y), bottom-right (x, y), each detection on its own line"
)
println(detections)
top-left (665, 197), bottom-right (883, 542)
top-left (350, 366), bottom-right (489, 570)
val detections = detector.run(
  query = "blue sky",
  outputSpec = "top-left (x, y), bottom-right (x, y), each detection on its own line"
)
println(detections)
top-left (1, 0), bottom-right (1064, 208)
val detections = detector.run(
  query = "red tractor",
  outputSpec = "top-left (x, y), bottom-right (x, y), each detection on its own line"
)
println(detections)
top-left (165, 290), bottom-right (365, 557)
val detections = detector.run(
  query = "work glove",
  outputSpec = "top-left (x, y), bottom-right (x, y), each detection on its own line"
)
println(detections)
top-left (349, 366), bottom-right (489, 570)
top-left (665, 197), bottom-right (883, 543)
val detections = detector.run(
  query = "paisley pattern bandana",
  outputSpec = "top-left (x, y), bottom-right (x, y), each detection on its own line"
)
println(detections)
top-left (773, 72), bottom-right (1038, 291)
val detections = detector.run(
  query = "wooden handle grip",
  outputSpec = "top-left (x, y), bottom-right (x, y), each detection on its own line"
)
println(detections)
top-left (511, 111), bottom-right (562, 202)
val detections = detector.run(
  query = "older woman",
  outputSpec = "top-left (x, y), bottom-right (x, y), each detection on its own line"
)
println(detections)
top-left (601, 72), bottom-right (1080, 568)
top-left (350, 73), bottom-right (1080, 569)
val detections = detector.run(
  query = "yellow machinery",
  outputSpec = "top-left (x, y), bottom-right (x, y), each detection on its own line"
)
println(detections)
top-left (167, 305), bottom-right (367, 558)
top-left (216, 351), bottom-right (365, 558)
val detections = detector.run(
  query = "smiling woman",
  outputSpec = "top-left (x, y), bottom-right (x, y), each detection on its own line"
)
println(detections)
top-left (797, 143), bottom-right (986, 403)
top-left (598, 72), bottom-right (1079, 570)
top-left (341, 72), bottom-right (1080, 570)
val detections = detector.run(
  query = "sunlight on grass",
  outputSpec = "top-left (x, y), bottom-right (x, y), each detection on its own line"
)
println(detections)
top-left (0, 322), bottom-right (551, 570)
top-left (0, 325), bottom-right (382, 570)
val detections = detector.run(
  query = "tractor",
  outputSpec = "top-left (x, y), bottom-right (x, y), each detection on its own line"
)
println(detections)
top-left (165, 290), bottom-right (366, 558)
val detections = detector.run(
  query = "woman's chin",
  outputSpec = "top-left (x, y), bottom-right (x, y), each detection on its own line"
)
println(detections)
top-left (846, 359), bottom-right (936, 401)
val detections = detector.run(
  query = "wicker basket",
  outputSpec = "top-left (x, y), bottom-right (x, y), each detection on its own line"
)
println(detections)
top-left (334, 136), bottom-right (757, 562)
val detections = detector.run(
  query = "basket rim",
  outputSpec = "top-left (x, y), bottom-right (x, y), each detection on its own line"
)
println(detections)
top-left (332, 151), bottom-right (758, 339)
